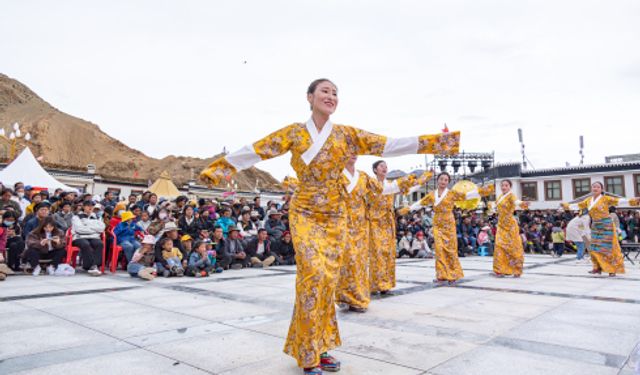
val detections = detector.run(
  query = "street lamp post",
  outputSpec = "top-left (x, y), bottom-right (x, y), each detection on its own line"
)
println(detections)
top-left (1, 122), bottom-right (32, 160)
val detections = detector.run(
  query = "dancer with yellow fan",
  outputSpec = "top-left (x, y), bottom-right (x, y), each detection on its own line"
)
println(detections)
top-left (409, 173), bottom-right (494, 285)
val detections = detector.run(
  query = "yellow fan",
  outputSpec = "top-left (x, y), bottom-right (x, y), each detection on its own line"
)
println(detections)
top-left (452, 180), bottom-right (480, 210)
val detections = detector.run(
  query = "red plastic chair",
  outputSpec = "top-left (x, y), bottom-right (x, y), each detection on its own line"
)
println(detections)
top-left (66, 229), bottom-right (106, 273)
top-left (109, 229), bottom-right (128, 273)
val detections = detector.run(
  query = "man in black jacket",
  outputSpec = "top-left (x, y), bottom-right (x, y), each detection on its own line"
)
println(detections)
top-left (245, 229), bottom-right (276, 268)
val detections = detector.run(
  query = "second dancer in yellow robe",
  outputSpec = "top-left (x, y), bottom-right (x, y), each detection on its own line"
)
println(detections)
top-left (493, 179), bottom-right (529, 277)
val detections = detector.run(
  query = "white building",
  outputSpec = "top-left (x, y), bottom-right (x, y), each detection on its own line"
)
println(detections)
top-left (392, 160), bottom-right (640, 210)
top-left (487, 161), bottom-right (640, 209)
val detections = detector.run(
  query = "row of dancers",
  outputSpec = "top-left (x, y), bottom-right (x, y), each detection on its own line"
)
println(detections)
top-left (199, 78), bottom-right (638, 375)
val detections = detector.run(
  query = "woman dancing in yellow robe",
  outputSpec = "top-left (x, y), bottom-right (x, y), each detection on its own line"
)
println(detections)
top-left (493, 179), bottom-right (529, 277)
top-left (337, 155), bottom-right (432, 310)
top-left (410, 172), bottom-right (493, 285)
top-left (563, 181), bottom-right (638, 276)
top-left (200, 79), bottom-right (459, 374)
top-left (367, 161), bottom-right (431, 294)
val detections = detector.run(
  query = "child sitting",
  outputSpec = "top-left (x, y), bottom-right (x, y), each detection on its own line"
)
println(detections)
top-left (127, 235), bottom-right (157, 281)
top-left (477, 226), bottom-right (494, 255)
top-left (160, 237), bottom-right (184, 277)
top-left (187, 240), bottom-right (222, 277)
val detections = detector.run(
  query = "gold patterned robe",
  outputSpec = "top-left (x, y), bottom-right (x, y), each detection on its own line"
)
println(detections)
top-left (567, 195), bottom-right (639, 274)
top-left (368, 173), bottom-right (430, 293)
top-left (493, 192), bottom-right (526, 276)
top-left (200, 119), bottom-right (459, 367)
top-left (336, 170), bottom-right (380, 309)
top-left (414, 185), bottom-right (493, 281)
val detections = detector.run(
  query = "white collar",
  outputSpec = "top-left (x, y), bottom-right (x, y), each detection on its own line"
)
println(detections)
top-left (343, 169), bottom-right (360, 194)
top-left (435, 188), bottom-right (449, 207)
top-left (301, 117), bottom-right (334, 165)
top-left (497, 191), bottom-right (512, 205)
top-left (589, 195), bottom-right (603, 211)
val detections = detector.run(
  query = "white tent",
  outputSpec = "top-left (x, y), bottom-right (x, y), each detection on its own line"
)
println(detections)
top-left (0, 147), bottom-right (78, 192)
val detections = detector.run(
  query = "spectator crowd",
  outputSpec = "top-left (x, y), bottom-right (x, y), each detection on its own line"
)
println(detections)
top-left (2, 181), bottom-right (638, 282)
top-left (0, 182), bottom-right (296, 281)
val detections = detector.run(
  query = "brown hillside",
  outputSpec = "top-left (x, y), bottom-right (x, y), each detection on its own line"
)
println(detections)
top-left (0, 73), bottom-right (282, 191)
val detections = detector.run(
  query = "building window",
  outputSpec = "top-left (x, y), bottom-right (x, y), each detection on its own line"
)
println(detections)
top-left (635, 174), bottom-right (640, 197)
top-left (521, 182), bottom-right (538, 201)
top-left (604, 176), bottom-right (625, 196)
top-left (130, 189), bottom-right (144, 196)
top-left (544, 180), bottom-right (562, 201)
top-left (572, 178), bottom-right (591, 200)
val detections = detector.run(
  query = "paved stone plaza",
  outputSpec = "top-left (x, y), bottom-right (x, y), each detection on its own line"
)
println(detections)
top-left (1, 255), bottom-right (639, 375)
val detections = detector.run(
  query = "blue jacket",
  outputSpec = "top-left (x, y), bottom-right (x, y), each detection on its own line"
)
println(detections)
top-left (188, 251), bottom-right (212, 268)
top-left (216, 217), bottom-right (236, 237)
top-left (114, 221), bottom-right (142, 244)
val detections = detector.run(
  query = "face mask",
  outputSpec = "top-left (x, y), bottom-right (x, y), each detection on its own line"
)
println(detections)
top-left (159, 213), bottom-right (168, 220)
top-left (96, 212), bottom-right (104, 219)
top-left (17, 192), bottom-right (24, 198)
top-left (407, 236), bottom-right (413, 241)
top-left (3, 221), bottom-right (15, 227)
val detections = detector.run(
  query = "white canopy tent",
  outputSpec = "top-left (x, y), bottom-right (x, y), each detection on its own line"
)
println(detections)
top-left (0, 147), bottom-right (78, 192)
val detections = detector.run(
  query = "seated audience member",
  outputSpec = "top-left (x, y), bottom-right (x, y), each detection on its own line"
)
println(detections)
top-left (127, 194), bottom-right (138, 208)
top-left (3, 211), bottom-right (25, 271)
top-left (411, 231), bottom-right (434, 258)
top-left (181, 234), bottom-right (194, 255)
top-left (148, 207), bottom-right (171, 237)
top-left (186, 240), bottom-right (220, 277)
top-left (237, 209), bottom-right (257, 241)
top-left (25, 217), bottom-right (66, 276)
top-left (245, 228), bottom-right (276, 268)
top-left (253, 196), bottom-right (266, 220)
top-left (71, 200), bottom-right (106, 276)
top-left (217, 208), bottom-right (236, 237)
top-left (0, 215), bottom-right (16, 280)
top-left (100, 191), bottom-right (117, 209)
top-left (130, 205), bottom-right (143, 220)
top-left (171, 196), bottom-right (189, 218)
top-left (113, 211), bottom-right (143, 262)
top-left (273, 230), bottom-right (295, 265)
top-left (265, 209), bottom-right (286, 242)
top-left (138, 210), bottom-right (152, 232)
top-left (477, 226), bottom-right (494, 254)
top-left (0, 188), bottom-right (23, 218)
top-left (127, 235), bottom-right (157, 281)
top-left (23, 201), bottom-right (52, 239)
top-left (144, 193), bottom-right (159, 217)
top-left (53, 201), bottom-right (74, 232)
top-left (157, 237), bottom-right (184, 277)
top-left (153, 222), bottom-right (186, 275)
top-left (178, 205), bottom-right (200, 239)
top-left (397, 231), bottom-right (414, 258)
top-left (222, 227), bottom-right (249, 269)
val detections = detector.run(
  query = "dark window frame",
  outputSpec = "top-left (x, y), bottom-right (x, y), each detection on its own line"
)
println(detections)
top-left (521, 181), bottom-right (538, 201)
top-left (572, 178), bottom-right (591, 200)
top-left (544, 180), bottom-right (562, 201)
top-left (604, 175), bottom-right (625, 196)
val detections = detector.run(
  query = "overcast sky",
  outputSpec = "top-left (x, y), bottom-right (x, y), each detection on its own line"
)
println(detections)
top-left (2, 0), bottom-right (639, 180)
